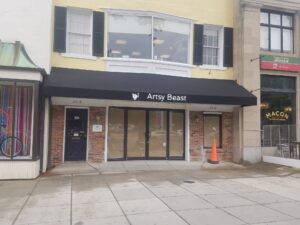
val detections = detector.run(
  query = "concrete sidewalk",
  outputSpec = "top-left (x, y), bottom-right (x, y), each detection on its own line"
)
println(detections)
top-left (47, 161), bottom-right (246, 176)
top-left (1, 162), bottom-right (300, 225)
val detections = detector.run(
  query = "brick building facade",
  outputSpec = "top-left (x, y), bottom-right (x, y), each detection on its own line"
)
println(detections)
top-left (42, 0), bottom-right (255, 168)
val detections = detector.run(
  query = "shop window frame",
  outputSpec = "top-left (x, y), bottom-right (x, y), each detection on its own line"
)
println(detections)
top-left (0, 79), bottom-right (38, 161)
top-left (203, 114), bottom-right (222, 149)
top-left (260, 75), bottom-right (296, 125)
top-left (107, 107), bottom-right (185, 161)
top-left (106, 10), bottom-right (192, 65)
top-left (260, 9), bottom-right (294, 53)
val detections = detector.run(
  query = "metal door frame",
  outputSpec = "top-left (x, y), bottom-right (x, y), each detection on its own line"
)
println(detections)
top-left (108, 107), bottom-right (185, 161)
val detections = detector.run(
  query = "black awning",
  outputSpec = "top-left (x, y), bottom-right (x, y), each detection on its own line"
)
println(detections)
top-left (43, 67), bottom-right (257, 106)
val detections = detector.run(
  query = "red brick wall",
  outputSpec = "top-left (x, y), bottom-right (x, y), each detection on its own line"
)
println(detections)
top-left (88, 107), bottom-right (106, 163)
top-left (189, 111), bottom-right (233, 162)
top-left (189, 112), bottom-right (204, 160)
top-left (49, 105), bottom-right (64, 167)
top-left (49, 106), bottom-right (106, 167)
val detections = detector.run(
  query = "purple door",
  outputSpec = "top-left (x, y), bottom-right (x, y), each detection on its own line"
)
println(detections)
top-left (64, 108), bottom-right (88, 161)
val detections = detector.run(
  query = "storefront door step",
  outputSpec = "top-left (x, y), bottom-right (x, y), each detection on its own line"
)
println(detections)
top-left (45, 162), bottom-right (99, 176)
top-left (94, 161), bottom-right (245, 175)
top-left (45, 161), bottom-right (245, 176)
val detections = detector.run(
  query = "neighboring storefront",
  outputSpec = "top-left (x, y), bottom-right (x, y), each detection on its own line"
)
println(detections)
top-left (234, 0), bottom-right (300, 163)
top-left (0, 42), bottom-right (44, 179)
top-left (260, 55), bottom-right (299, 147)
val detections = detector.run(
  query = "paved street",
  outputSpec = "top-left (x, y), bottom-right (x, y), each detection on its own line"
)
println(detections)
top-left (1, 161), bottom-right (300, 225)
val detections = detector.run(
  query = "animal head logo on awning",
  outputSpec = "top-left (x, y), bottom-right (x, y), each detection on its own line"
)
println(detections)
top-left (132, 93), bottom-right (139, 101)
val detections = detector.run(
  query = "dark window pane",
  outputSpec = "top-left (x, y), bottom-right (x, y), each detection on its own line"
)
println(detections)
top-left (261, 75), bottom-right (296, 91)
top-left (261, 91), bottom-right (296, 126)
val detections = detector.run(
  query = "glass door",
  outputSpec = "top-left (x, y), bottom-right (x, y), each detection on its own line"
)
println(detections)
top-left (107, 107), bottom-right (185, 160)
top-left (108, 108), bottom-right (125, 159)
top-left (127, 109), bottom-right (146, 158)
top-left (148, 110), bottom-right (167, 158)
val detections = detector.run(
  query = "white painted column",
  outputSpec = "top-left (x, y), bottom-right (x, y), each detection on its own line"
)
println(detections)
top-left (185, 108), bottom-right (190, 162)
top-left (42, 97), bottom-right (50, 172)
top-left (104, 105), bottom-right (109, 162)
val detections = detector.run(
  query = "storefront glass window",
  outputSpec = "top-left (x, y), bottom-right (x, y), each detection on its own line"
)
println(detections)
top-left (0, 83), bottom-right (33, 158)
top-left (108, 108), bottom-right (124, 159)
top-left (149, 111), bottom-right (167, 157)
top-left (261, 75), bottom-right (296, 146)
top-left (107, 108), bottom-right (185, 160)
top-left (204, 115), bottom-right (221, 148)
top-left (169, 111), bottom-right (184, 157)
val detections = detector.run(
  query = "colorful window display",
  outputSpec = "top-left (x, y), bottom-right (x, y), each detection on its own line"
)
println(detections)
top-left (0, 83), bottom-right (33, 158)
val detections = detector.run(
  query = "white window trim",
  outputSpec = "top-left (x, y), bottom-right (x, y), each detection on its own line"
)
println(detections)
top-left (199, 65), bottom-right (227, 71)
top-left (105, 9), bottom-right (192, 65)
top-left (65, 7), bottom-right (93, 57)
top-left (106, 9), bottom-right (191, 23)
top-left (103, 57), bottom-right (195, 68)
top-left (61, 53), bottom-right (97, 60)
top-left (201, 25), bottom-right (225, 69)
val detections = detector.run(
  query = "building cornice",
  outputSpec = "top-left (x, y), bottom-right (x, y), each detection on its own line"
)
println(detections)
top-left (241, 0), bottom-right (300, 12)
top-left (241, 1), bottom-right (262, 10)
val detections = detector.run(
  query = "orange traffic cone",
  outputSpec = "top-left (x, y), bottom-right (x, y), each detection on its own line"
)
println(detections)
top-left (208, 138), bottom-right (219, 164)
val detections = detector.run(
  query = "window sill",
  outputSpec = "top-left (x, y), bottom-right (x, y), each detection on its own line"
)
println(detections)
top-left (199, 65), bottom-right (228, 71)
top-left (0, 156), bottom-right (33, 161)
top-left (103, 57), bottom-right (195, 68)
top-left (61, 53), bottom-right (97, 60)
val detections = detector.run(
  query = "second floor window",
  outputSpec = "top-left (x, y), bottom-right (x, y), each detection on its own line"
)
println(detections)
top-left (203, 26), bottom-right (220, 66)
top-left (107, 13), bottom-right (190, 64)
top-left (67, 8), bottom-right (92, 55)
top-left (260, 10), bottom-right (293, 53)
